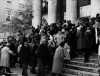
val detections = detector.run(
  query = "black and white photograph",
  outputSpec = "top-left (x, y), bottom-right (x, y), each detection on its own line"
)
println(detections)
top-left (0, 0), bottom-right (100, 76)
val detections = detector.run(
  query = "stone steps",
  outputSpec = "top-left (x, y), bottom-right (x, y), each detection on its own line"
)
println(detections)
top-left (63, 73), bottom-right (77, 76)
top-left (63, 68), bottom-right (99, 76)
top-left (72, 58), bottom-right (98, 63)
top-left (63, 54), bottom-right (100, 76)
top-left (74, 56), bottom-right (99, 61)
top-left (65, 64), bottom-right (98, 73)
top-left (66, 61), bottom-right (98, 68)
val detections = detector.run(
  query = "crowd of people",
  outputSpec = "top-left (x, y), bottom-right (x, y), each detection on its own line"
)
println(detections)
top-left (0, 13), bottom-right (100, 76)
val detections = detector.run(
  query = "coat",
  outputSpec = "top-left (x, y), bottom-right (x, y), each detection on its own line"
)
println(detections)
top-left (0, 46), bottom-right (13, 67)
top-left (83, 29), bottom-right (93, 49)
top-left (19, 44), bottom-right (30, 64)
top-left (98, 41), bottom-right (100, 56)
top-left (77, 28), bottom-right (83, 50)
top-left (36, 43), bottom-right (49, 63)
top-left (54, 34), bottom-right (64, 47)
top-left (52, 46), bottom-right (64, 74)
top-left (69, 28), bottom-right (77, 50)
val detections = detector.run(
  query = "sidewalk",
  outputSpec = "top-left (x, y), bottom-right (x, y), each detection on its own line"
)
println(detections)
top-left (10, 64), bottom-right (51, 76)
top-left (10, 64), bottom-right (36, 76)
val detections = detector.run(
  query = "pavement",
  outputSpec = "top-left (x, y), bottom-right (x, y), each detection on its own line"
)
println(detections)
top-left (10, 65), bottom-right (36, 76)
top-left (10, 65), bottom-right (74, 76)
top-left (10, 63), bottom-right (51, 76)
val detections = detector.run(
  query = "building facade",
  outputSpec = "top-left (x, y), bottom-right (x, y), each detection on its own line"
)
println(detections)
top-left (0, 0), bottom-right (25, 41)
top-left (0, 0), bottom-right (99, 27)
top-left (0, 0), bottom-right (22, 23)
top-left (0, 0), bottom-right (100, 37)
top-left (33, 0), bottom-right (100, 28)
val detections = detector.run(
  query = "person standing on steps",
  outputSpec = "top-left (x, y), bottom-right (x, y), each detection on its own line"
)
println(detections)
top-left (84, 27), bottom-right (93, 62)
top-left (52, 41), bottom-right (65, 76)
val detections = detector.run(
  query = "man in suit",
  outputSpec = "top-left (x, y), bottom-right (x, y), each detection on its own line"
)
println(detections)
top-left (36, 39), bottom-right (49, 76)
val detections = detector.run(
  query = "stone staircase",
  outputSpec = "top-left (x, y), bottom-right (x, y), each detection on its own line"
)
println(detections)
top-left (63, 54), bottom-right (100, 76)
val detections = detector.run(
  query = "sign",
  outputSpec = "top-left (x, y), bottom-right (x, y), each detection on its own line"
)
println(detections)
top-left (80, 5), bottom-right (91, 17)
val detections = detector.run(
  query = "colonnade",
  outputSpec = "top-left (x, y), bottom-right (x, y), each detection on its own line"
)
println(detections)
top-left (32, 0), bottom-right (100, 28)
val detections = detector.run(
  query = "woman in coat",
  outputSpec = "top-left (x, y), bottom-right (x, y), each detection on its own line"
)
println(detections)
top-left (52, 41), bottom-right (65, 76)
top-left (0, 41), bottom-right (15, 73)
top-left (76, 25), bottom-right (83, 55)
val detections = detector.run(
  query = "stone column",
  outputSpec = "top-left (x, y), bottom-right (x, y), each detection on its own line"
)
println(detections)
top-left (48, 0), bottom-right (57, 25)
top-left (32, 0), bottom-right (42, 28)
top-left (56, 0), bottom-right (63, 23)
top-left (91, 0), bottom-right (100, 17)
top-left (66, 0), bottom-right (77, 24)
